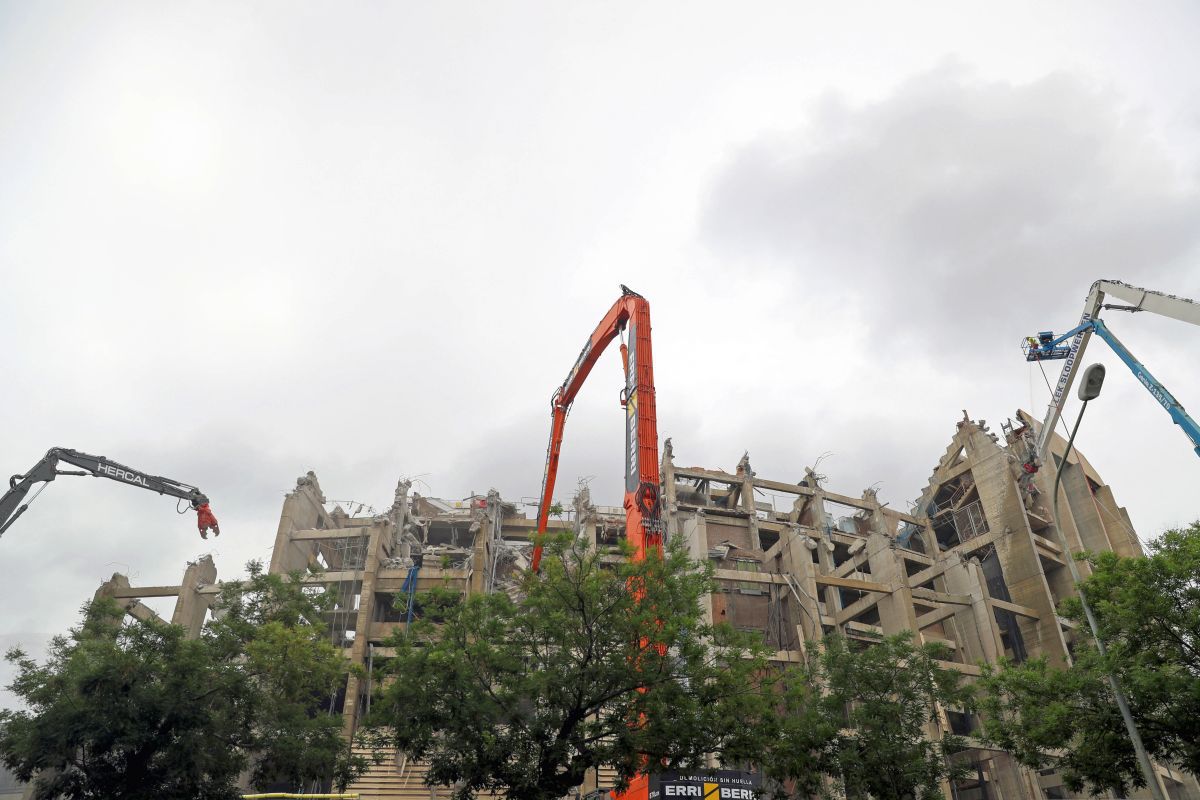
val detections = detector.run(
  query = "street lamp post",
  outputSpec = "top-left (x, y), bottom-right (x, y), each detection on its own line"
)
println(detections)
top-left (1050, 363), bottom-right (1165, 800)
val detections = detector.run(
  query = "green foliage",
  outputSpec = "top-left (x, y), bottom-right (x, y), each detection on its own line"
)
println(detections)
top-left (1, 601), bottom-right (246, 800)
top-left (364, 534), bottom-right (777, 800)
top-left (1067, 521), bottom-right (1200, 775)
top-left (209, 561), bottom-right (367, 790)
top-left (821, 634), bottom-right (972, 800)
top-left (978, 521), bottom-right (1200, 795)
top-left (758, 662), bottom-right (836, 799)
top-left (0, 561), bottom-right (366, 799)
top-left (764, 632), bottom-right (972, 800)
top-left (977, 656), bottom-right (1134, 796)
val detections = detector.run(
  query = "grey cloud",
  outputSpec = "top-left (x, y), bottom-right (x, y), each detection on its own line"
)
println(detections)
top-left (702, 64), bottom-right (1200, 349)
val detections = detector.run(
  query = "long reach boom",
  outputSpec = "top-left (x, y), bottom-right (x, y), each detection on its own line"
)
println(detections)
top-left (530, 284), bottom-right (662, 800)
top-left (531, 283), bottom-right (662, 568)
top-left (0, 447), bottom-right (220, 539)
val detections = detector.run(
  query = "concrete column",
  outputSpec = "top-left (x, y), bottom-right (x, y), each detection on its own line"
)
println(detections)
top-left (736, 453), bottom-right (761, 550)
top-left (662, 438), bottom-right (677, 531)
top-left (691, 510), bottom-right (714, 627)
top-left (1090, 483), bottom-right (1144, 558)
top-left (968, 427), bottom-right (1072, 667)
top-left (864, 531), bottom-right (920, 633)
top-left (1036, 453), bottom-right (1094, 580)
top-left (941, 552), bottom-right (1004, 665)
top-left (270, 473), bottom-right (330, 574)
top-left (776, 524), bottom-right (822, 647)
top-left (342, 521), bottom-right (384, 740)
top-left (170, 555), bottom-right (218, 638)
top-left (799, 482), bottom-right (841, 633)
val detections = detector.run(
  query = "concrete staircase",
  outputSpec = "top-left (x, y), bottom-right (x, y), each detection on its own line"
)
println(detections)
top-left (348, 747), bottom-right (435, 800)
top-left (346, 747), bottom-right (616, 800)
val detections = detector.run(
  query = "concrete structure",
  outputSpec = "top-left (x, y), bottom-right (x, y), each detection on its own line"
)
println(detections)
top-left (70, 413), bottom-right (1199, 800)
top-left (0, 767), bottom-right (22, 800)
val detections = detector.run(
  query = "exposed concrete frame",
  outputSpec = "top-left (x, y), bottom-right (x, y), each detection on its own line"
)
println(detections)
top-left (65, 413), bottom-right (1198, 800)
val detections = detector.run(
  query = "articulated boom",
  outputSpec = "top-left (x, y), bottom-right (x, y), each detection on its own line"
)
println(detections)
top-left (0, 447), bottom-right (219, 539)
top-left (531, 284), bottom-right (662, 570)
top-left (1024, 279), bottom-right (1200, 463)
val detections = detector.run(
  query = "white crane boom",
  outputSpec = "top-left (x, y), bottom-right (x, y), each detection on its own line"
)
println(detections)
top-left (1034, 279), bottom-right (1200, 460)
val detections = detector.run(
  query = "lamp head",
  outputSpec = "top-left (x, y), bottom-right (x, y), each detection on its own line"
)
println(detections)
top-left (1078, 363), bottom-right (1106, 401)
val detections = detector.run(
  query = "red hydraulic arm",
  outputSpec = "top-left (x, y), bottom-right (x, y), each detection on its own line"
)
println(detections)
top-left (530, 284), bottom-right (662, 571)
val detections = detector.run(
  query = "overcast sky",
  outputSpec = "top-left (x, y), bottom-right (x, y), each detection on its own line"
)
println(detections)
top-left (3, 2), bottom-right (1199, 708)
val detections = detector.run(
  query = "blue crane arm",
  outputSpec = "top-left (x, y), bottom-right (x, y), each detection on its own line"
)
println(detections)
top-left (1089, 319), bottom-right (1200, 457)
top-left (1028, 280), bottom-right (1200, 463)
top-left (1026, 318), bottom-right (1200, 458)
top-left (1022, 323), bottom-right (1093, 361)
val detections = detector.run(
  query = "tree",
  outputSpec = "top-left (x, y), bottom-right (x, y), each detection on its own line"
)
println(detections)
top-left (207, 561), bottom-right (367, 790)
top-left (764, 632), bottom-right (972, 800)
top-left (0, 561), bottom-right (365, 799)
top-left (758, 659), bottom-right (836, 800)
top-left (364, 534), bottom-right (777, 800)
top-left (978, 521), bottom-right (1200, 795)
top-left (977, 655), bottom-right (1135, 796)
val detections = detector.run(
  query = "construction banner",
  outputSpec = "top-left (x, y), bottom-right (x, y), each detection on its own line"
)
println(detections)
top-left (649, 770), bottom-right (761, 800)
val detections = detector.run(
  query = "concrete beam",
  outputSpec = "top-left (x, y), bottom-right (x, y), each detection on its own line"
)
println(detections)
top-left (988, 598), bottom-right (1041, 619)
top-left (300, 571), bottom-right (363, 584)
top-left (749, 477), bottom-right (816, 497)
top-left (833, 550), bottom-right (871, 578)
top-left (936, 660), bottom-right (982, 676)
top-left (290, 529), bottom-right (373, 541)
top-left (109, 585), bottom-right (183, 599)
top-left (910, 588), bottom-right (972, 606)
top-left (835, 592), bottom-right (885, 625)
top-left (907, 562), bottom-right (947, 588)
top-left (845, 621), bottom-right (885, 637)
top-left (1032, 532), bottom-right (1063, 555)
top-left (673, 467), bottom-right (743, 486)
top-left (676, 470), bottom-right (924, 525)
top-left (122, 600), bottom-right (162, 624)
top-left (921, 634), bottom-right (958, 650)
top-left (899, 549), bottom-right (936, 566)
top-left (951, 528), bottom-right (1006, 556)
top-left (714, 569), bottom-right (774, 584)
top-left (815, 575), bottom-right (893, 593)
top-left (916, 606), bottom-right (958, 629)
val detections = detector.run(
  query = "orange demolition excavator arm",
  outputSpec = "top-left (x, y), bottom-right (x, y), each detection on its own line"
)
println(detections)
top-left (530, 284), bottom-right (662, 572)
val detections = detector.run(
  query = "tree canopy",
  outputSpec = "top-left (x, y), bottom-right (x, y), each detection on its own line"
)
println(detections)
top-left (978, 521), bottom-right (1200, 795)
top-left (364, 534), bottom-right (777, 800)
top-left (763, 632), bottom-right (972, 800)
top-left (0, 561), bottom-right (365, 799)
